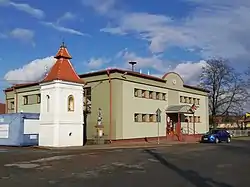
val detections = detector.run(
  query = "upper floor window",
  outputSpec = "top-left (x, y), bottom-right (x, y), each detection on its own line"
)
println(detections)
top-left (134, 89), bottom-right (139, 97)
top-left (23, 94), bottom-right (41, 105)
top-left (37, 94), bottom-right (41, 104)
top-left (10, 101), bottom-right (14, 110)
top-left (24, 96), bottom-right (28, 105)
top-left (134, 88), bottom-right (166, 101)
top-left (162, 93), bottom-right (166, 100)
top-left (68, 95), bottom-right (74, 112)
top-left (197, 99), bottom-right (200, 105)
top-left (149, 91), bottom-right (153, 99)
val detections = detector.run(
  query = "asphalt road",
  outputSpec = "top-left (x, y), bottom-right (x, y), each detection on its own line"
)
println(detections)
top-left (1, 138), bottom-right (250, 187)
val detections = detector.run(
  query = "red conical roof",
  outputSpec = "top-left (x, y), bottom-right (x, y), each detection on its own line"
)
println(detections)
top-left (54, 42), bottom-right (72, 59)
top-left (41, 43), bottom-right (84, 84)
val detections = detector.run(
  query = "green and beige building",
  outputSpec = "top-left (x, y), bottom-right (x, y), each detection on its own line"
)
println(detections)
top-left (4, 45), bottom-right (209, 144)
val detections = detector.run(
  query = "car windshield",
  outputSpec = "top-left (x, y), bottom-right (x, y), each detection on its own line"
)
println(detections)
top-left (208, 129), bottom-right (219, 134)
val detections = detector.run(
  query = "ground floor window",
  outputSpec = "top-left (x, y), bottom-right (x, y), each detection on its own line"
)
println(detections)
top-left (185, 115), bottom-right (201, 123)
top-left (134, 113), bottom-right (157, 123)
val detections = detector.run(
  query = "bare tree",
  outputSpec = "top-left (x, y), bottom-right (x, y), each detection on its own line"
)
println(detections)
top-left (245, 66), bottom-right (250, 112)
top-left (199, 58), bottom-right (249, 125)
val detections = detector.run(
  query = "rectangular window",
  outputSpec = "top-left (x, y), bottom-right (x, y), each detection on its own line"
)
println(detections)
top-left (142, 114), bottom-right (147, 122)
top-left (23, 96), bottom-right (28, 105)
top-left (37, 94), bottom-right (41, 104)
top-left (134, 113), bottom-right (139, 122)
top-left (189, 97), bottom-right (192, 104)
top-left (197, 99), bottom-right (200, 105)
top-left (193, 98), bottom-right (196, 104)
top-left (156, 92), bottom-right (160, 100)
top-left (180, 96), bottom-right (183, 103)
top-left (23, 94), bottom-right (40, 105)
top-left (10, 101), bottom-right (14, 110)
top-left (198, 116), bottom-right (201, 123)
top-left (152, 92), bottom-right (156, 99)
top-left (149, 114), bottom-right (156, 122)
top-left (162, 93), bottom-right (166, 100)
top-left (134, 89), bottom-right (138, 97)
top-left (185, 97), bottom-right (188, 103)
top-left (141, 90), bottom-right (146, 98)
top-left (149, 91), bottom-right (153, 99)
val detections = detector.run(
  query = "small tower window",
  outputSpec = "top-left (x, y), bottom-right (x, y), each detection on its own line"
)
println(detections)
top-left (46, 95), bottom-right (50, 112)
top-left (68, 95), bottom-right (74, 112)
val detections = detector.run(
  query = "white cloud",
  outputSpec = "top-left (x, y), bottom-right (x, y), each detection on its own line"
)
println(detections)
top-left (57, 12), bottom-right (76, 24)
top-left (9, 28), bottom-right (35, 45)
top-left (121, 51), bottom-right (206, 85)
top-left (4, 56), bottom-right (56, 84)
top-left (108, 48), bottom-right (206, 85)
top-left (117, 49), bottom-right (171, 72)
top-left (96, 0), bottom-right (250, 62)
top-left (41, 22), bottom-right (89, 36)
top-left (0, 0), bottom-right (45, 19)
top-left (82, 0), bottom-right (116, 14)
top-left (86, 57), bottom-right (111, 69)
top-left (171, 60), bottom-right (207, 85)
top-left (149, 61), bottom-right (207, 85)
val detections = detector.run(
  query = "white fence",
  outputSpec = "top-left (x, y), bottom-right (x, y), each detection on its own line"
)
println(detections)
top-left (226, 129), bottom-right (250, 137)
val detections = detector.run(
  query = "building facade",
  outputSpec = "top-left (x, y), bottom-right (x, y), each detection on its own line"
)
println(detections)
top-left (4, 45), bottom-right (209, 144)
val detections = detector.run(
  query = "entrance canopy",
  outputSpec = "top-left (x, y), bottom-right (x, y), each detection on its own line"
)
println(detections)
top-left (166, 105), bottom-right (194, 114)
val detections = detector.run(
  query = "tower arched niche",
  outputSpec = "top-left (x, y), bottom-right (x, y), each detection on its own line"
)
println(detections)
top-left (68, 95), bottom-right (74, 112)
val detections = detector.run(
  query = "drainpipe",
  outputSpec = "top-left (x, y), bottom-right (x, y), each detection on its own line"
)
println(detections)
top-left (106, 69), bottom-right (113, 143)
top-left (14, 88), bottom-right (18, 113)
top-left (4, 91), bottom-right (7, 114)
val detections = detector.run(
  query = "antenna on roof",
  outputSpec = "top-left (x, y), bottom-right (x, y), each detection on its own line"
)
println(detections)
top-left (129, 61), bottom-right (137, 72)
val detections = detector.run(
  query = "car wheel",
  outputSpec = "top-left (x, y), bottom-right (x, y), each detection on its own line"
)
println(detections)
top-left (215, 137), bottom-right (219, 144)
top-left (226, 137), bottom-right (231, 143)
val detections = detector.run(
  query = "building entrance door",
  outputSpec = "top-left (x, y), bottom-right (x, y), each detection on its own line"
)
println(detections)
top-left (166, 113), bottom-right (179, 135)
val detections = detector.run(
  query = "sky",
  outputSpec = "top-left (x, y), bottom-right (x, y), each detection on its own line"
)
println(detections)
top-left (0, 0), bottom-right (250, 102)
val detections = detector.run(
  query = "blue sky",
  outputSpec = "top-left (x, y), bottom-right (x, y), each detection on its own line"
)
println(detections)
top-left (0, 0), bottom-right (250, 102)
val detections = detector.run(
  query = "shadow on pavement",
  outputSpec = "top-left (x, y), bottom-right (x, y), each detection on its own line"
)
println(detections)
top-left (218, 139), bottom-right (250, 155)
top-left (145, 149), bottom-right (233, 187)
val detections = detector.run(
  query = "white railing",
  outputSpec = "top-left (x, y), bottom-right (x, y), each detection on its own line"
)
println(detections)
top-left (226, 129), bottom-right (250, 137)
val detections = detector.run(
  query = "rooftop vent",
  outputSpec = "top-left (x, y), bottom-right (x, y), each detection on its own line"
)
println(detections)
top-left (128, 61), bottom-right (137, 72)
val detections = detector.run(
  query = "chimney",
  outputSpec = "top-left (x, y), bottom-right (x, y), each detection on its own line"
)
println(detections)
top-left (139, 69), bottom-right (142, 74)
top-left (128, 61), bottom-right (137, 72)
top-left (147, 70), bottom-right (150, 75)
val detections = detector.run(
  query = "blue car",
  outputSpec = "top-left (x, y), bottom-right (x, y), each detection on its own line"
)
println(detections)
top-left (201, 129), bottom-right (231, 143)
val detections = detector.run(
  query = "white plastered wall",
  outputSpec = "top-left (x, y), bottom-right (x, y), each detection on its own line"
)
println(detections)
top-left (39, 80), bottom-right (84, 147)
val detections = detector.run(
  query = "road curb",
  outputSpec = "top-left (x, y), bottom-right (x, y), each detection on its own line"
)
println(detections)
top-left (31, 141), bottom-right (199, 151)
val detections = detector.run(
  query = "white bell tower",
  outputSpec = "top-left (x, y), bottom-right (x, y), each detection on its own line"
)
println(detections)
top-left (39, 43), bottom-right (85, 147)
